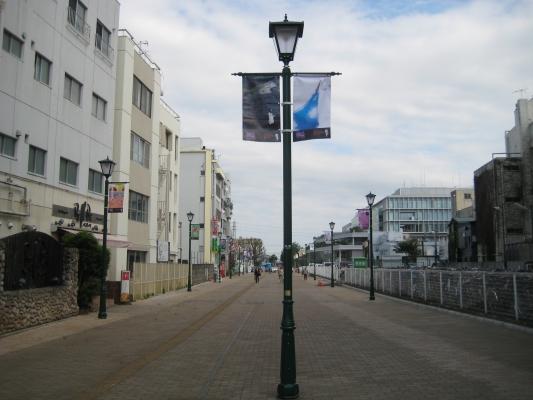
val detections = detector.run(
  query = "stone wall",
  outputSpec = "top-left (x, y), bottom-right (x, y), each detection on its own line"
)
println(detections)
top-left (0, 248), bottom-right (79, 335)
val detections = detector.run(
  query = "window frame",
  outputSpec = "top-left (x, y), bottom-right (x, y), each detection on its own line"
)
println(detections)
top-left (128, 190), bottom-right (149, 223)
top-left (34, 52), bottom-right (52, 85)
top-left (28, 145), bottom-right (46, 176)
top-left (88, 169), bottom-right (103, 194)
top-left (2, 29), bottom-right (23, 59)
top-left (132, 75), bottom-right (153, 117)
top-left (0, 133), bottom-right (16, 158)
top-left (95, 20), bottom-right (111, 57)
top-left (91, 93), bottom-right (107, 121)
top-left (64, 73), bottom-right (83, 106)
top-left (59, 157), bottom-right (78, 186)
top-left (130, 131), bottom-right (150, 168)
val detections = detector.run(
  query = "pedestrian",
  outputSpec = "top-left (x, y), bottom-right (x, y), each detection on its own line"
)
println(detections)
top-left (278, 267), bottom-right (283, 282)
top-left (254, 267), bottom-right (261, 284)
top-left (303, 266), bottom-right (308, 280)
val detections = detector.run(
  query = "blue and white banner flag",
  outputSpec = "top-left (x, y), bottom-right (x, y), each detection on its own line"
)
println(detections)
top-left (242, 75), bottom-right (281, 142)
top-left (293, 75), bottom-right (331, 142)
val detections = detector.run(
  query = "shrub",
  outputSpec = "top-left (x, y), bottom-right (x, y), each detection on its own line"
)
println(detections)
top-left (63, 231), bottom-right (109, 309)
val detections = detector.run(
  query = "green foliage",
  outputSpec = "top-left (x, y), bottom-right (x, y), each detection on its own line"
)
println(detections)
top-left (393, 238), bottom-right (420, 259)
top-left (63, 231), bottom-right (109, 309)
top-left (269, 254), bottom-right (278, 264)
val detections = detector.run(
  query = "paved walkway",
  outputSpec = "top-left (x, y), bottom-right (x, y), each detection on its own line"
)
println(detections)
top-left (1, 272), bottom-right (532, 399)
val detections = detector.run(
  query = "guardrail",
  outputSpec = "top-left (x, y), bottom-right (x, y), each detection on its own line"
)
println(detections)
top-left (312, 266), bottom-right (533, 327)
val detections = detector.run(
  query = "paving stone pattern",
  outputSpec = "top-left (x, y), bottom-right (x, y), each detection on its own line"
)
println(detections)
top-left (0, 273), bottom-right (532, 399)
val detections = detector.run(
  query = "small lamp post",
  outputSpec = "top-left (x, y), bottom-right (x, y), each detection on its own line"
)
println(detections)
top-left (432, 230), bottom-right (438, 267)
top-left (98, 156), bottom-right (115, 319)
top-left (270, 14), bottom-right (304, 400)
top-left (187, 212), bottom-right (194, 292)
top-left (329, 221), bottom-right (335, 287)
top-left (313, 238), bottom-right (316, 280)
top-left (229, 238), bottom-right (233, 279)
top-left (218, 231), bottom-right (222, 283)
top-left (366, 192), bottom-right (376, 301)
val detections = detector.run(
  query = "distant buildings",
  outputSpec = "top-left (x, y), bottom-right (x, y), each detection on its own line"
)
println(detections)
top-left (179, 138), bottom-right (232, 270)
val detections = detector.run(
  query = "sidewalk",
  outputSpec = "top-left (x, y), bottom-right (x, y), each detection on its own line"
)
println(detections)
top-left (1, 272), bottom-right (532, 399)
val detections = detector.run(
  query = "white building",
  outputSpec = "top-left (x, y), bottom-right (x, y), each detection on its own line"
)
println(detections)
top-left (179, 138), bottom-right (232, 270)
top-left (0, 0), bottom-right (119, 240)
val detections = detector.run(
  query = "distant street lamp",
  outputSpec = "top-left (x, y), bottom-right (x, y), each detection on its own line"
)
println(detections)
top-left (493, 206), bottom-right (507, 270)
top-left (229, 238), bottom-right (233, 279)
top-left (329, 221), bottom-right (335, 288)
top-left (432, 230), bottom-right (438, 267)
top-left (270, 14), bottom-right (304, 399)
top-left (97, 156), bottom-right (115, 320)
top-left (187, 212), bottom-right (194, 291)
top-left (313, 238), bottom-right (316, 280)
top-left (218, 231), bottom-right (223, 283)
top-left (366, 192), bottom-right (376, 301)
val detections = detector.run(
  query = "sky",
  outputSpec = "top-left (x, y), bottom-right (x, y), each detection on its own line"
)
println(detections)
top-left (119, 0), bottom-right (533, 255)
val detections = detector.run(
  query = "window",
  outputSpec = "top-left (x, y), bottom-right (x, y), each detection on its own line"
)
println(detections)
top-left (128, 190), bottom-right (149, 223)
top-left (0, 133), bottom-right (16, 157)
top-left (67, 0), bottom-right (88, 36)
top-left (64, 74), bottom-right (82, 105)
top-left (95, 20), bottom-right (111, 57)
top-left (130, 132), bottom-right (150, 168)
top-left (91, 93), bottom-right (107, 121)
top-left (34, 53), bottom-right (52, 85)
top-left (464, 193), bottom-right (472, 200)
top-left (200, 196), bottom-right (205, 202)
top-left (2, 30), bottom-right (23, 59)
top-left (59, 157), bottom-right (78, 185)
top-left (88, 169), bottom-right (103, 193)
top-left (132, 76), bottom-right (152, 117)
top-left (28, 145), bottom-right (46, 175)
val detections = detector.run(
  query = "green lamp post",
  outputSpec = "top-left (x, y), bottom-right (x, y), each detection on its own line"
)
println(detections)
top-left (270, 14), bottom-right (304, 400)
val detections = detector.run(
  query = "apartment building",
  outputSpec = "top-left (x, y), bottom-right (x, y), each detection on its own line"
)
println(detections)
top-left (179, 138), bottom-right (233, 269)
top-left (0, 0), bottom-right (119, 240)
top-left (108, 30), bottom-right (182, 281)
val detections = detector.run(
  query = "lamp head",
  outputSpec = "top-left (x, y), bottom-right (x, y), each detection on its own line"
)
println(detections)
top-left (329, 221), bottom-right (335, 231)
top-left (269, 14), bottom-right (304, 65)
top-left (186, 211), bottom-right (194, 222)
top-left (98, 156), bottom-right (115, 178)
top-left (366, 192), bottom-right (376, 207)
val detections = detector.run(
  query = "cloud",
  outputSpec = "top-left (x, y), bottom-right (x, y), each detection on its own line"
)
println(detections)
top-left (119, 0), bottom-right (533, 254)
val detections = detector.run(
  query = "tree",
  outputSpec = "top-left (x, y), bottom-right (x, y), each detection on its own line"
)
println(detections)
top-left (63, 231), bottom-right (109, 309)
top-left (280, 242), bottom-right (302, 265)
top-left (269, 254), bottom-right (278, 264)
top-left (394, 238), bottom-right (420, 260)
top-left (235, 237), bottom-right (265, 266)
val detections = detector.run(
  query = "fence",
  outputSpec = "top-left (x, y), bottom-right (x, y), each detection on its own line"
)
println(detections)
top-left (130, 263), bottom-right (212, 301)
top-left (313, 266), bottom-right (533, 327)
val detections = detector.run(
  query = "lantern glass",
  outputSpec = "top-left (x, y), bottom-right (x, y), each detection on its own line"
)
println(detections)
top-left (187, 212), bottom-right (194, 222)
top-left (98, 157), bottom-right (115, 178)
top-left (366, 192), bottom-right (376, 206)
top-left (329, 221), bottom-right (335, 231)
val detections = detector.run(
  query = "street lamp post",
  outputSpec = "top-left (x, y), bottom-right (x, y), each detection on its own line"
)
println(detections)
top-left (493, 206), bottom-right (507, 270)
top-left (269, 14), bottom-right (303, 400)
top-left (98, 157), bottom-right (115, 319)
top-left (313, 239), bottom-right (316, 280)
top-left (432, 230), bottom-right (438, 267)
top-left (366, 192), bottom-right (376, 301)
top-left (187, 212), bottom-right (194, 291)
top-left (329, 222), bottom-right (335, 287)
top-left (218, 231), bottom-right (222, 283)
top-left (229, 238), bottom-right (233, 279)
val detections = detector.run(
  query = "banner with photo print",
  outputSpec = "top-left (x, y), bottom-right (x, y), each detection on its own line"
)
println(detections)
top-left (242, 75), bottom-right (281, 142)
top-left (293, 75), bottom-right (331, 142)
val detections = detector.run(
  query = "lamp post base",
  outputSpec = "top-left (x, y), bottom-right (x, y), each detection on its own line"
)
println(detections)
top-left (369, 294), bottom-right (375, 301)
top-left (277, 383), bottom-right (299, 399)
top-left (98, 311), bottom-right (107, 319)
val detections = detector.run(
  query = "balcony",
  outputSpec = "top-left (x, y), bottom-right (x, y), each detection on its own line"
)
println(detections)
top-left (95, 33), bottom-right (114, 63)
top-left (66, 7), bottom-right (90, 44)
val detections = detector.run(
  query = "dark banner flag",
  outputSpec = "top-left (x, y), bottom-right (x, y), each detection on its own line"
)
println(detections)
top-left (242, 75), bottom-right (281, 142)
top-left (293, 75), bottom-right (331, 142)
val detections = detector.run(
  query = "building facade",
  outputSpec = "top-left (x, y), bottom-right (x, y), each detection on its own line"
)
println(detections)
top-left (0, 0), bottom-right (119, 241)
top-left (373, 187), bottom-right (456, 262)
top-left (179, 138), bottom-right (232, 271)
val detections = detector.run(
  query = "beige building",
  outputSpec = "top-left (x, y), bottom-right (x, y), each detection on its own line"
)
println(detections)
top-left (109, 30), bottom-right (181, 281)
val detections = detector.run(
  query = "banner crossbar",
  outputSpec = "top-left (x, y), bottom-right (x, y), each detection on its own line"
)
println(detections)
top-left (232, 71), bottom-right (341, 77)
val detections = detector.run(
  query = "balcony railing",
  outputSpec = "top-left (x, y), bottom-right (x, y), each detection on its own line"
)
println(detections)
top-left (95, 33), bottom-right (114, 61)
top-left (66, 7), bottom-right (90, 43)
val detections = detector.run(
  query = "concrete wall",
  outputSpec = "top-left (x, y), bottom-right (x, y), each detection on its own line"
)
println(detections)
top-left (0, 247), bottom-right (78, 335)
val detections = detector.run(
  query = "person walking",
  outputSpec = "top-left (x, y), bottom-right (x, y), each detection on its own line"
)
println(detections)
top-left (254, 267), bottom-right (261, 284)
top-left (303, 266), bottom-right (308, 280)
top-left (278, 267), bottom-right (283, 282)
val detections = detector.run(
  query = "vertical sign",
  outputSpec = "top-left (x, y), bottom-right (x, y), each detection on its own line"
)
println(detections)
top-left (242, 75), bottom-right (281, 142)
top-left (120, 270), bottom-right (130, 303)
top-left (108, 183), bottom-right (125, 213)
top-left (293, 75), bottom-right (331, 142)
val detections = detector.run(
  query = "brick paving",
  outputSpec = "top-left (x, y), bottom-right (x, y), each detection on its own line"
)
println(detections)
top-left (1, 272), bottom-right (532, 399)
